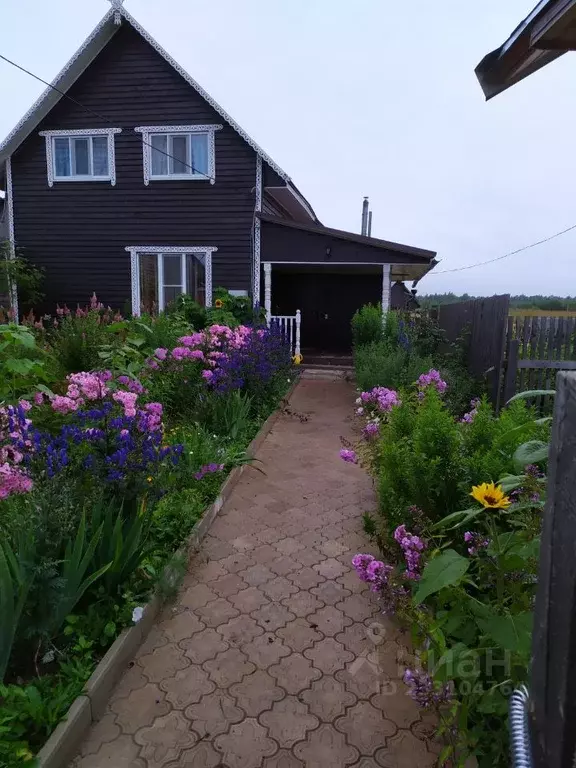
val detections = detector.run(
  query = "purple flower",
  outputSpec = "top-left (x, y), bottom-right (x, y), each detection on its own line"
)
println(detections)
top-left (464, 530), bottom-right (490, 556)
top-left (394, 524), bottom-right (427, 580)
top-left (339, 449), bottom-right (358, 464)
top-left (403, 668), bottom-right (452, 708)
top-left (363, 422), bottom-right (379, 439)
top-left (417, 369), bottom-right (447, 395)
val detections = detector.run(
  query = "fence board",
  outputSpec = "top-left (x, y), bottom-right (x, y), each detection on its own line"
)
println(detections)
top-left (530, 372), bottom-right (576, 768)
top-left (436, 295), bottom-right (510, 405)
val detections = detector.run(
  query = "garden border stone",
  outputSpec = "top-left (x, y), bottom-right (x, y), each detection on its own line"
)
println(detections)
top-left (36, 375), bottom-right (300, 768)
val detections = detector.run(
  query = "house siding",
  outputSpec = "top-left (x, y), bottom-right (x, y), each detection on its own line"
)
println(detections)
top-left (10, 21), bottom-right (257, 312)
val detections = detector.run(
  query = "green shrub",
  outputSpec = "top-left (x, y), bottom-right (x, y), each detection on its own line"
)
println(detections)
top-left (354, 341), bottom-right (433, 392)
top-left (351, 303), bottom-right (382, 346)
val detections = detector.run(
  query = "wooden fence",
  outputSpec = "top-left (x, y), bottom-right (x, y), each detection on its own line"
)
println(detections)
top-left (529, 371), bottom-right (576, 767)
top-left (433, 295), bottom-right (510, 405)
top-left (502, 314), bottom-right (576, 405)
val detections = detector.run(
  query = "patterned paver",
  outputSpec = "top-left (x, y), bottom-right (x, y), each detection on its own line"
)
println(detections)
top-left (72, 377), bottom-right (439, 767)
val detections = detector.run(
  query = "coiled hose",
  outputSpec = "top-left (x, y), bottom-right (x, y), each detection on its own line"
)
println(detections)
top-left (509, 685), bottom-right (533, 768)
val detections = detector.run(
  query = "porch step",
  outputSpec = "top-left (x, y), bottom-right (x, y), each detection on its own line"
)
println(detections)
top-left (302, 355), bottom-right (354, 368)
top-left (300, 366), bottom-right (354, 381)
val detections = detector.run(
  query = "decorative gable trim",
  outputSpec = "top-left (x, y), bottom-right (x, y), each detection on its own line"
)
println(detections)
top-left (5, 157), bottom-right (18, 319)
top-left (0, 7), bottom-right (291, 185)
top-left (39, 127), bottom-right (122, 187)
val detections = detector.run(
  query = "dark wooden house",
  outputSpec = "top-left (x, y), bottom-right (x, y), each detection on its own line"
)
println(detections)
top-left (0, 0), bottom-right (436, 352)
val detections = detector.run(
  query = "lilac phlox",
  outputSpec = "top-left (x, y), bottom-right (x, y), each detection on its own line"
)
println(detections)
top-left (464, 530), bottom-right (490, 556)
top-left (417, 369), bottom-right (447, 394)
top-left (154, 347), bottom-right (168, 361)
top-left (194, 462), bottom-right (225, 480)
top-left (358, 387), bottom-right (401, 412)
top-left (351, 553), bottom-right (393, 592)
top-left (461, 397), bottom-right (481, 424)
top-left (403, 668), bottom-right (452, 708)
top-left (202, 369), bottom-right (214, 382)
top-left (0, 462), bottom-right (33, 499)
top-left (363, 422), bottom-right (379, 439)
top-left (339, 448), bottom-right (358, 464)
top-left (112, 390), bottom-right (138, 418)
top-left (178, 333), bottom-right (204, 348)
top-left (394, 524), bottom-right (426, 580)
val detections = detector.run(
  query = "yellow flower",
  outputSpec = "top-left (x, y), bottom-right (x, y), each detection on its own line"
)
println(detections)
top-left (470, 482), bottom-right (511, 509)
top-left (214, 298), bottom-right (224, 309)
top-left (292, 353), bottom-right (303, 365)
top-left (147, 476), bottom-right (153, 483)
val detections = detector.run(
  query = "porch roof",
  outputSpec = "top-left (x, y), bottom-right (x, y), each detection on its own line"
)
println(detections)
top-left (259, 213), bottom-right (437, 283)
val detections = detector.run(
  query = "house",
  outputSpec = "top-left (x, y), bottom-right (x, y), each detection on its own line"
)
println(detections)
top-left (475, 0), bottom-right (576, 98)
top-left (0, 0), bottom-right (436, 352)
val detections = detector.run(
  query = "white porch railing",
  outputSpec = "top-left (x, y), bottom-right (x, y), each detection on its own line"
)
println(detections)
top-left (269, 309), bottom-right (301, 358)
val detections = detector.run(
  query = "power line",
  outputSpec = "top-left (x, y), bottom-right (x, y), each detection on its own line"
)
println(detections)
top-left (429, 223), bottom-right (576, 275)
top-left (0, 51), bottom-right (217, 183)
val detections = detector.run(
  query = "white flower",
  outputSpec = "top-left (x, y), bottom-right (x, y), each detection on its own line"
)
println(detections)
top-left (132, 606), bottom-right (144, 624)
top-left (355, 397), bottom-right (362, 405)
top-left (356, 407), bottom-right (364, 416)
top-left (42, 648), bottom-right (55, 664)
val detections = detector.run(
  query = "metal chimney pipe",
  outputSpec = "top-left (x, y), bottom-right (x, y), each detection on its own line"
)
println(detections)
top-left (367, 210), bottom-right (373, 237)
top-left (361, 197), bottom-right (369, 235)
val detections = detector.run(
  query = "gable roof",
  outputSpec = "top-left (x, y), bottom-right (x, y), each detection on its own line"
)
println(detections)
top-left (0, 5), bottom-right (291, 184)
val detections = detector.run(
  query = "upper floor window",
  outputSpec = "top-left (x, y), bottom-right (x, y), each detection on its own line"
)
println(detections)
top-left (39, 128), bottom-right (121, 187)
top-left (135, 124), bottom-right (222, 186)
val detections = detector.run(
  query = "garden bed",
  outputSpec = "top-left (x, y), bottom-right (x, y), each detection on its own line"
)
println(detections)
top-left (34, 378), bottom-right (298, 768)
top-left (342, 307), bottom-right (549, 767)
top-left (0, 290), bottom-right (296, 767)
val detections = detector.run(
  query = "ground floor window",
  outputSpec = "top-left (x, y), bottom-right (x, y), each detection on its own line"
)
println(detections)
top-left (126, 246), bottom-right (215, 315)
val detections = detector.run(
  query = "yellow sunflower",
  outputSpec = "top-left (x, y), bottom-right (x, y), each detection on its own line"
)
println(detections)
top-left (470, 482), bottom-right (511, 509)
top-left (214, 298), bottom-right (224, 309)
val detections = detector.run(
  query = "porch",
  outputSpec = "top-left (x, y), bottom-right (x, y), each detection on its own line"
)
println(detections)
top-left (259, 213), bottom-right (437, 355)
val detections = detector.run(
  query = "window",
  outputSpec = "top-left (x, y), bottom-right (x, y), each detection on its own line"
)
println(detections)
top-left (126, 246), bottom-right (216, 315)
top-left (135, 125), bottom-right (222, 185)
top-left (150, 133), bottom-right (208, 179)
top-left (39, 128), bottom-right (121, 186)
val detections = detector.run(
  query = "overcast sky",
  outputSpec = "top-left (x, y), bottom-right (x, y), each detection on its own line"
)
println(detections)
top-left (1, 0), bottom-right (575, 296)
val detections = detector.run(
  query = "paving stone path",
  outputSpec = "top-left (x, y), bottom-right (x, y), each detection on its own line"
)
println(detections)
top-left (72, 377), bottom-right (439, 767)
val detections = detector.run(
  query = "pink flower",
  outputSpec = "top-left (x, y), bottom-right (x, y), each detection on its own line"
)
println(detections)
top-left (18, 400), bottom-right (32, 412)
top-left (154, 348), bottom-right (168, 361)
top-left (171, 346), bottom-right (191, 361)
top-left (112, 390), bottom-right (138, 417)
top-left (178, 333), bottom-right (204, 347)
top-left (190, 349), bottom-right (205, 360)
top-left (33, 391), bottom-right (44, 406)
top-left (339, 449), bottom-right (358, 464)
top-left (51, 395), bottom-right (81, 414)
top-left (0, 463), bottom-right (33, 499)
top-left (202, 369), bottom-right (214, 382)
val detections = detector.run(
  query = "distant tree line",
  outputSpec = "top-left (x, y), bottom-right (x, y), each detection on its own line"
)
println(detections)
top-left (419, 293), bottom-right (576, 311)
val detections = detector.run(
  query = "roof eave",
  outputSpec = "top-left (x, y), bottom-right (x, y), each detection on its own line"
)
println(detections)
top-left (475, 0), bottom-right (575, 99)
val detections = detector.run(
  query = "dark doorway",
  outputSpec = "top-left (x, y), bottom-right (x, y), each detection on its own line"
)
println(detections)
top-left (271, 268), bottom-right (381, 352)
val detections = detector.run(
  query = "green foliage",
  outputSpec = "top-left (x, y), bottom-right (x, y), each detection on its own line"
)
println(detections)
top-left (0, 248), bottom-right (45, 311)
top-left (0, 535), bottom-right (35, 683)
top-left (414, 549), bottom-right (469, 604)
top-left (354, 341), bottom-right (432, 392)
top-left (165, 293), bottom-right (207, 329)
top-left (46, 311), bottom-right (111, 375)
top-left (0, 324), bottom-right (54, 403)
top-left (351, 303), bottom-right (382, 346)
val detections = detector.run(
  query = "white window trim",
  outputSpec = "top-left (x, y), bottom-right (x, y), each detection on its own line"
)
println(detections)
top-left (5, 157), bottom-right (18, 319)
top-left (125, 245), bottom-right (216, 316)
top-left (39, 128), bottom-right (121, 186)
top-left (134, 124), bottom-right (221, 185)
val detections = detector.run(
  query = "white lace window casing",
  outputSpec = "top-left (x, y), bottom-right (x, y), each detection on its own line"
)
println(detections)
top-left (135, 125), bottom-right (221, 185)
top-left (39, 128), bottom-right (121, 186)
